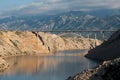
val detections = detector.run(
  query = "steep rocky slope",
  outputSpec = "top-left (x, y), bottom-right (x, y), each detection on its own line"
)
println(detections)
top-left (67, 57), bottom-right (120, 80)
top-left (86, 29), bottom-right (120, 60)
top-left (37, 32), bottom-right (102, 52)
top-left (0, 31), bottom-right (49, 57)
top-left (0, 31), bottom-right (102, 56)
top-left (0, 58), bottom-right (9, 72)
top-left (67, 29), bottom-right (120, 80)
top-left (63, 37), bottom-right (101, 50)
top-left (0, 31), bottom-right (102, 71)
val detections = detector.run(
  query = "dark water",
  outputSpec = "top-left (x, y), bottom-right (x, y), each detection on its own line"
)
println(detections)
top-left (0, 50), bottom-right (99, 80)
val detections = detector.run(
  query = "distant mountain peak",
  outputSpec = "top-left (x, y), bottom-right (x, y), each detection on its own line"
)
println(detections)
top-left (0, 10), bottom-right (119, 31)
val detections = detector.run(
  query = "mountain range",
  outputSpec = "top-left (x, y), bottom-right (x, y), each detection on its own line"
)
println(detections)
top-left (0, 10), bottom-right (120, 31)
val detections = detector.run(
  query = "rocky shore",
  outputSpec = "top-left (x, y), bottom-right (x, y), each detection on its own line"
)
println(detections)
top-left (67, 29), bottom-right (120, 80)
top-left (66, 57), bottom-right (120, 80)
top-left (0, 58), bottom-right (9, 72)
top-left (0, 31), bottom-right (102, 72)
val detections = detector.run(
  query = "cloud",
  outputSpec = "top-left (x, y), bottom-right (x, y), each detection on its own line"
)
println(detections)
top-left (2, 0), bottom-right (120, 16)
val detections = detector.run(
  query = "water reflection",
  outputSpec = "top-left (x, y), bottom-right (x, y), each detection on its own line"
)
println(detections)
top-left (0, 50), bottom-right (99, 80)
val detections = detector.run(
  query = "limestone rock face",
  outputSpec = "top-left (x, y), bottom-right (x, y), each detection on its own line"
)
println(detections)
top-left (15, 31), bottom-right (49, 54)
top-left (0, 31), bottom-right (49, 57)
top-left (0, 58), bottom-right (9, 71)
top-left (38, 32), bottom-right (102, 52)
top-left (63, 37), bottom-right (102, 50)
top-left (0, 31), bottom-right (102, 72)
top-left (38, 32), bottom-right (66, 52)
top-left (86, 29), bottom-right (120, 60)
top-left (0, 31), bottom-right (102, 56)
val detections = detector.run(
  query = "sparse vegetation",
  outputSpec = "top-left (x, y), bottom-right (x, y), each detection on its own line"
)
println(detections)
top-left (23, 51), bottom-right (28, 54)
top-left (61, 37), bottom-right (68, 44)
top-left (10, 39), bottom-right (18, 47)
top-left (0, 31), bottom-right (3, 35)
top-left (78, 39), bottom-right (84, 43)
top-left (0, 40), bottom-right (4, 46)
top-left (15, 31), bottom-right (22, 35)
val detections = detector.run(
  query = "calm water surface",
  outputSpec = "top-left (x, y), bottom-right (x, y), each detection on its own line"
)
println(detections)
top-left (0, 50), bottom-right (99, 80)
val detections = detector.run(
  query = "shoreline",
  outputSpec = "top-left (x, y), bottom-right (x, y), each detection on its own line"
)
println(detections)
top-left (0, 49), bottom-right (89, 72)
top-left (67, 29), bottom-right (120, 80)
top-left (0, 31), bottom-right (102, 76)
top-left (66, 57), bottom-right (120, 80)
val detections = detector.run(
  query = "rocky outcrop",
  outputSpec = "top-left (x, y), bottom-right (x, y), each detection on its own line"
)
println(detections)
top-left (0, 58), bottom-right (9, 72)
top-left (0, 31), bottom-right (102, 56)
top-left (0, 31), bottom-right (49, 57)
top-left (0, 31), bottom-right (102, 71)
top-left (37, 32), bottom-right (102, 52)
top-left (37, 32), bottom-right (66, 52)
top-left (67, 57), bottom-right (120, 80)
top-left (66, 29), bottom-right (120, 80)
top-left (86, 29), bottom-right (120, 60)
top-left (63, 37), bottom-right (101, 50)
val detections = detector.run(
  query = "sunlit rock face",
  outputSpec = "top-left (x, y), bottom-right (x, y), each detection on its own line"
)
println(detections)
top-left (0, 31), bottom-right (102, 71)
top-left (38, 32), bottom-right (66, 52)
top-left (38, 32), bottom-right (102, 52)
top-left (0, 31), bottom-right (102, 57)
top-left (86, 29), bottom-right (120, 60)
top-left (0, 31), bottom-right (49, 57)
top-left (0, 58), bottom-right (9, 71)
top-left (62, 37), bottom-right (102, 50)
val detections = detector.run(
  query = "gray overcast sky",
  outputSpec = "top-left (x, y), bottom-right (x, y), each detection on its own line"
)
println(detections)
top-left (0, 0), bottom-right (120, 15)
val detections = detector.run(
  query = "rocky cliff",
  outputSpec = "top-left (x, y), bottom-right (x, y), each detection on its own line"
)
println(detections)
top-left (66, 29), bottom-right (120, 80)
top-left (37, 32), bottom-right (102, 52)
top-left (67, 57), bottom-right (120, 80)
top-left (0, 31), bottom-right (49, 57)
top-left (86, 29), bottom-right (120, 60)
top-left (0, 58), bottom-right (9, 72)
top-left (0, 31), bottom-right (102, 56)
top-left (0, 31), bottom-right (102, 71)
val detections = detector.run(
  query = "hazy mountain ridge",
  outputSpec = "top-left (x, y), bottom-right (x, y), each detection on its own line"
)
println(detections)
top-left (0, 10), bottom-right (120, 31)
